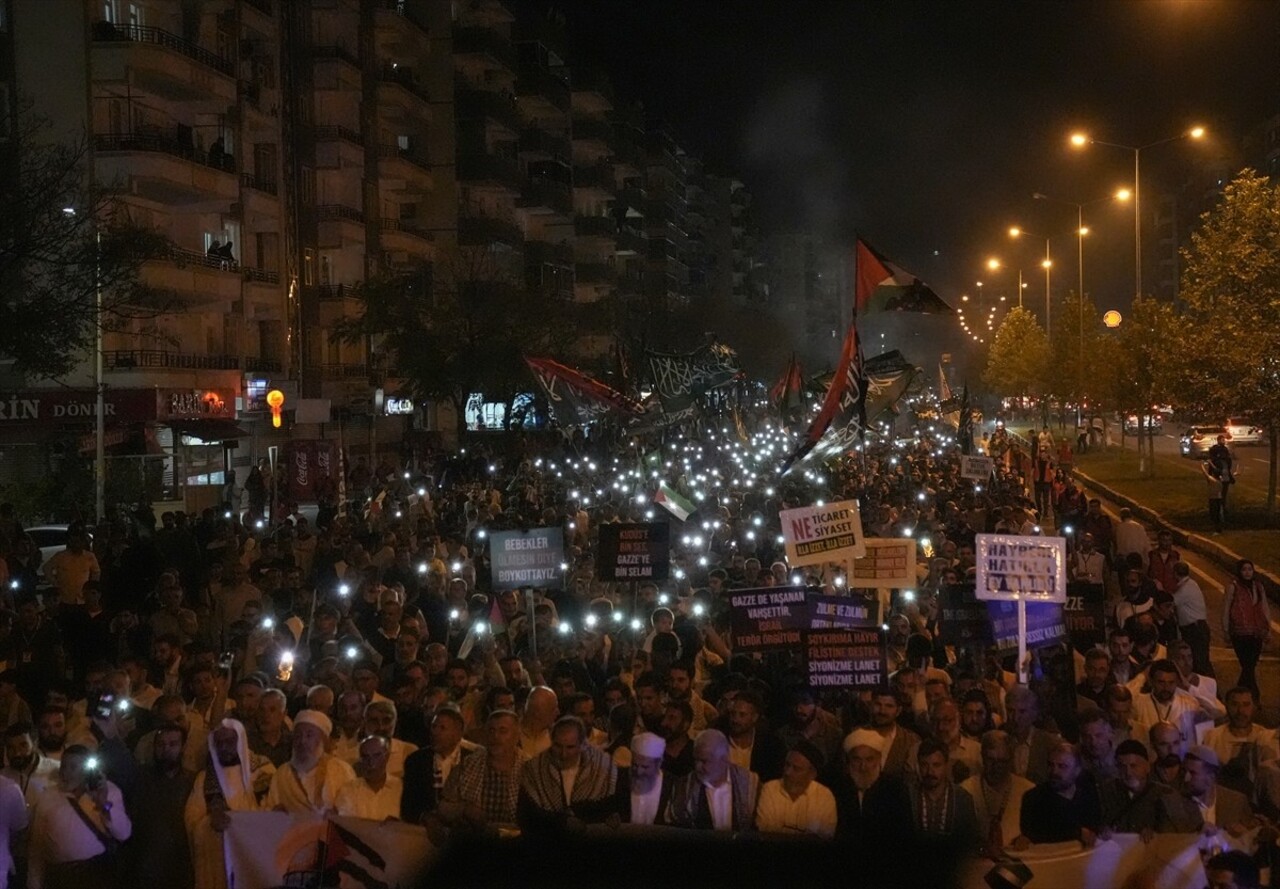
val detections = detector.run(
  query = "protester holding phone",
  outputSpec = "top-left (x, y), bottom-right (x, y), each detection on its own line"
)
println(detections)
top-left (27, 746), bottom-right (131, 888)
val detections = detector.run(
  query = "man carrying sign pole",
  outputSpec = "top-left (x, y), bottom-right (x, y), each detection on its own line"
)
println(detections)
top-left (974, 533), bottom-right (1068, 683)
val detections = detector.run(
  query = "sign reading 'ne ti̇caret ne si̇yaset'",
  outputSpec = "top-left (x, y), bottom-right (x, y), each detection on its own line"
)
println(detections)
top-left (780, 500), bottom-right (866, 567)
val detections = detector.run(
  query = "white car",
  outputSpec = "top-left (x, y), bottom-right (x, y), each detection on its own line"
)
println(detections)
top-left (1224, 418), bottom-right (1264, 445)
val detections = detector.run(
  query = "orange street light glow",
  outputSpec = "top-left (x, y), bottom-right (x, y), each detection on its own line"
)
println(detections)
top-left (1115, 188), bottom-right (1132, 201)
top-left (987, 258), bottom-right (1001, 271)
top-left (1041, 259), bottom-right (1052, 269)
top-left (1189, 126), bottom-right (1206, 139)
top-left (1070, 132), bottom-right (1089, 147)
top-left (1078, 226), bottom-right (1090, 236)
top-left (1009, 227), bottom-right (1022, 238)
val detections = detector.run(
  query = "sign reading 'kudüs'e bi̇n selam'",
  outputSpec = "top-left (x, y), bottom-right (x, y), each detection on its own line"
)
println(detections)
top-left (595, 523), bottom-right (670, 581)
top-left (974, 533), bottom-right (1067, 603)
top-left (489, 527), bottom-right (565, 590)
top-left (780, 500), bottom-right (866, 567)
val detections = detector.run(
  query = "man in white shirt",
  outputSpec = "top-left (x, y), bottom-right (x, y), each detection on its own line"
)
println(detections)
top-left (1170, 563), bottom-right (1214, 676)
top-left (754, 739), bottom-right (837, 838)
top-left (961, 730), bottom-right (1033, 855)
top-left (362, 701), bottom-right (417, 779)
top-left (1203, 686), bottom-right (1278, 769)
top-left (332, 690), bottom-right (366, 765)
top-left (264, 710), bottom-right (355, 813)
top-left (624, 732), bottom-right (669, 825)
top-left (1069, 534), bottom-right (1107, 586)
top-left (665, 729), bottom-right (757, 831)
top-left (0, 772), bottom-right (25, 889)
top-left (1, 722), bottom-right (58, 806)
top-left (1167, 640), bottom-right (1225, 723)
top-left (1114, 509), bottom-right (1150, 571)
top-left (336, 735), bottom-right (402, 820)
top-left (28, 745), bottom-right (130, 887)
top-left (1131, 659), bottom-right (1213, 750)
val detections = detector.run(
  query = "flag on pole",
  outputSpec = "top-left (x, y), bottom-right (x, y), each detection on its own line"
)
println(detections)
top-left (525, 356), bottom-right (644, 427)
top-left (958, 383), bottom-right (974, 455)
top-left (654, 482), bottom-right (696, 522)
top-left (855, 237), bottom-right (953, 314)
top-left (780, 321), bottom-right (864, 472)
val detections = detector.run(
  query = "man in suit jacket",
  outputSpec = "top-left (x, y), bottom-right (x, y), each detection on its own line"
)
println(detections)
top-left (866, 690), bottom-right (920, 779)
top-left (665, 730), bottom-right (757, 831)
top-left (1100, 739), bottom-right (1172, 834)
top-left (1006, 685), bottom-right (1058, 786)
top-left (400, 707), bottom-right (478, 823)
top-left (718, 690), bottom-right (787, 782)
top-left (1157, 745), bottom-right (1256, 835)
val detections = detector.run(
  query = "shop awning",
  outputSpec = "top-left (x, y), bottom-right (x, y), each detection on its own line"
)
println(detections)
top-left (165, 418), bottom-right (251, 444)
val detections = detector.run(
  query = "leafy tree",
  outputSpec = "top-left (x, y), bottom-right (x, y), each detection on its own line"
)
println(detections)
top-left (334, 245), bottom-right (577, 427)
top-left (1177, 169), bottom-right (1280, 514)
top-left (1044, 291), bottom-right (1104, 417)
top-left (1111, 296), bottom-right (1183, 474)
top-left (983, 306), bottom-right (1050, 408)
top-left (0, 103), bottom-right (169, 377)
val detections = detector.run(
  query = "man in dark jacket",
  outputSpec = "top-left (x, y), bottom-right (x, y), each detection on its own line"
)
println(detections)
top-left (1018, 742), bottom-right (1102, 845)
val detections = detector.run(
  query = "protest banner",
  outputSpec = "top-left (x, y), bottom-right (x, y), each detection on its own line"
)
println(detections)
top-left (224, 811), bottom-right (437, 889)
top-left (974, 534), bottom-right (1068, 602)
top-left (596, 523), bottom-right (670, 581)
top-left (803, 626), bottom-right (887, 690)
top-left (987, 599), bottom-right (1068, 651)
top-left (936, 583), bottom-right (995, 647)
top-left (728, 585), bottom-right (810, 651)
top-left (962, 833), bottom-right (1215, 888)
top-left (808, 594), bottom-right (879, 628)
top-left (1063, 580), bottom-right (1107, 651)
top-left (780, 499), bottom-right (866, 566)
top-left (849, 538), bottom-right (917, 589)
top-left (489, 527), bottom-right (565, 590)
top-left (959, 454), bottom-right (995, 481)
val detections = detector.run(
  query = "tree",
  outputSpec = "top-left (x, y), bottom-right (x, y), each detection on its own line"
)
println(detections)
top-left (983, 306), bottom-right (1050, 410)
top-left (0, 103), bottom-right (168, 378)
top-left (1177, 169), bottom-right (1280, 515)
top-left (1111, 296), bottom-right (1184, 474)
top-left (1044, 291), bottom-right (1103, 420)
top-left (333, 244), bottom-right (577, 427)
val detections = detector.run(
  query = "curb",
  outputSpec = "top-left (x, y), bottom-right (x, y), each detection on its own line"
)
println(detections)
top-left (1072, 466), bottom-right (1280, 594)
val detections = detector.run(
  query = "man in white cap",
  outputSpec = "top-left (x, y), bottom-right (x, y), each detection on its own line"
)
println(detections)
top-left (833, 727), bottom-right (912, 845)
top-left (184, 718), bottom-right (275, 889)
top-left (264, 709), bottom-right (355, 813)
top-left (623, 732), bottom-right (672, 825)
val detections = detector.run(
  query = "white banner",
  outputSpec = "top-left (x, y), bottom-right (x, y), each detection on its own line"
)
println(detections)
top-left (849, 538), bottom-right (917, 590)
top-left (960, 455), bottom-right (995, 481)
top-left (781, 499), bottom-right (866, 566)
top-left (975, 533), bottom-right (1068, 603)
top-left (964, 833), bottom-right (1222, 888)
top-left (224, 811), bottom-right (437, 889)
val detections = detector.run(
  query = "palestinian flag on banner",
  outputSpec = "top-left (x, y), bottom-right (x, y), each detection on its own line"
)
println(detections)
top-left (525, 357), bottom-right (644, 427)
top-left (780, 321), bottom-right (864, 473)
top-left (655, 481), bottom-right (696, 522)
top-left (769, 353), bottom-right (806, 413)
top-left (855, 237), bottom-right (953, 314)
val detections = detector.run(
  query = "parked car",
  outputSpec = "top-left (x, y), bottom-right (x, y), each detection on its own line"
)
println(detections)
top-left (1180, 426), bottom-right (1229, 458)
top-left (1224, 418), bottom-right (1264, 445)
top-left (1123, 414), bottom-right (1163, 434)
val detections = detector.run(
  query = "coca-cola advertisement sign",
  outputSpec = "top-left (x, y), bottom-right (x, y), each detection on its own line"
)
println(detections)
top-left (286, 440), bottom-right (337, 501)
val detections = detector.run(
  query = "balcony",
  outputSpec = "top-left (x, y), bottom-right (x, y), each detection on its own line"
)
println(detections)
top-left (95, 132), bottom-right (235, 172)
top-left (318, 283), bottom-right (360, 302)
top-left (515, 60), bottom-right (571, 114)
top-left (519, 128), bottom-right (570, 162)
top-left (313, 43), bottom-right (360, 70)
top-left (458, 213), bottom-right (523, 247)
top-left (91, 21), bottom-right (234, 104)
top-left (241, 172), bottom-right (278, 196)
top-left (454, 86), bottom-right (521, 134)
top-left (452, 26), bottom-right (517, 71)
top-left (379, 65), bottom-right (431, 113)
top-left (245, 357), bottom-right (282, 373)
top-left (377, 0), bottom-right (432, 48)
top-left (314, 124), bottom-right (363, 146)
top-left (95, 131), bottom-right (239, 206)
top-left (321, 364), bottom-right (371, 380)
top-left (457, 151), bottom-right (526, 193)
top-left (243, 266), bottom-right (281, 285)
top-left (525, 240), bottom-right (574, 267)
top-left (575, 215), bottom-right (617, 239)
top-left (377, 145), bottom-right (434, 193)
top-left (316, 204), bottom-right (367, 248)
top-left (380, 218), bottom-right (435, 256)
top-left (140, 246), bottom-right (241, 306)
top-left (576, 262), bottom-right (615, 285)
top-left (244, 0), bottom-right (273, 17)
top-left (104, 350), bottom-right (241, 372)
top-left (574, 163), bottom-right (615, 193)
top-left (519, 175), bottom-right (573, 216)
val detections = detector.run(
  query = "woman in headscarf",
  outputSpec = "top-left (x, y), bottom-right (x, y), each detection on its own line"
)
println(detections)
top-left (1222, 559), bottom-right (1271, 697)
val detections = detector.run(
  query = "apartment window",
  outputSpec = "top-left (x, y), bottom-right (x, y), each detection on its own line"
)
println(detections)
top-left (396, 134), bottom-right (410, 151)
top-left (102, 1), bottom-right (117, 23)
top-left (300, 166), bottom-right (315, 205)
top-left (303, 248), bottom-right (315, 286)
top-left (320, 254), bottom-right (333, 285)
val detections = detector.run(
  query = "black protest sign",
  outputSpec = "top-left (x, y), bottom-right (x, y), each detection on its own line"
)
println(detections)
top-left (596, 523), bottom-right (670, 582)
top-left (936, 583), bottom-right (994, 647)
top-left (1063, 581), bottom-right (1106, 651)
top-left (729, 586), bottom-right (810, 651)
top-left (808, 594), bottom-right (880, 629)
top-left (804, 627), bottom-right (888, 690)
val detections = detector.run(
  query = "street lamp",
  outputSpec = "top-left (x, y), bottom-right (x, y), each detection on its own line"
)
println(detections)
top-left (1009, 226), bottom-right (1053, 333)
top-left (1068, 126), bottom-right (1207, 299)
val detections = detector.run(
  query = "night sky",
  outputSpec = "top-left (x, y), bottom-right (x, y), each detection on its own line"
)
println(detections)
top-left (528, 1), bottom-right (1280, 321)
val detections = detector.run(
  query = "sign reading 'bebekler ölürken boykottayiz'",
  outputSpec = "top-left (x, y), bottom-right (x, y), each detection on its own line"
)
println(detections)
top-left (489, 527), bottom-right (565, 590)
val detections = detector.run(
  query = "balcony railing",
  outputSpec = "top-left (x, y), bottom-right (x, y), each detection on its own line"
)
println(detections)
top-left (525, 240), bottom-right (574, 267)
top-left (380, 218), bottom-right (433, 241)
top-left (313, 44), bottom-right (360, 68)
top-left (378, 0), bottom-right (431, 36)
top-left (244, 0), bottom-right (273, 15)
top-left (104, 350), bottom-right (241, 371)
top-left (452, 26), bottom-right (517, 70)
top-left (520, 128), bottom-right (571, 160)
top-left (91, 21), bottom-right (233, 77)
top-left (314, 124), bottom-right (363, 145)
top-left (94, 132), bottom-right (237, 174)
top-left (243, 266), bottom-right (280, 284)
top-left (455, 86), bottom-right (521, 132)
top-left (240, 172), bottom-right (278, 195)
top-left (245, 357), bottom-right (282, 373)
top-left (380, 65), bottom-right (430, 104)
top-left (152, 245), bottom-right (241, 271)
top-left (519, 175), bottom-right (573, 215)
top-left (615, 227), bottom-right (647, 255)
top-left (316, 204), bottom-right (366, 223)
top-left (516, 60), bottom-right (571, 111)
top-left (317, 284), bottom-right (359, 301)
top-left (458, 213), bottom-right (523, 246)
top-left (574, 215), bottom-right (617, 238)
top-left (320, 364), bottom-right (370, 380)
top-left (457, 152), bottom-right (526, 191)
top-left (377, 144), bottom-right (432, 172)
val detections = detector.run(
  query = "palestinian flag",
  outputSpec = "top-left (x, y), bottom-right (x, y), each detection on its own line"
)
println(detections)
top-left (780, 320), bottom-right (864, 473)
top-left (655, 482), bottom-right (696, 522)
top-left (855, 237), bottom-right (952, 314)
top-left (769, 354), bottom-right (806, 413)
top-left (525, 357), bottom-right (644, 427)
top-left (958, 384), bottom-right (974, 455)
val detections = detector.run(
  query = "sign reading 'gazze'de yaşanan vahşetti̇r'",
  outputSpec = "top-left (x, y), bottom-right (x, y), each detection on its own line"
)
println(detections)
top-left (729, 586), bottom-right (810, 650)
top-left (780, 500), bottom-right (866, 567)
top-left (489, 527), bottom-right (565, 590)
